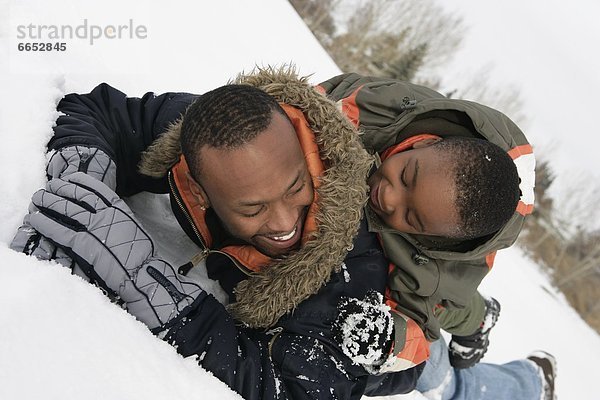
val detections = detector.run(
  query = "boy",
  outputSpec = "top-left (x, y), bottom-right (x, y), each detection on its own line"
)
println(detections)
top-left (318, 73), bottom-right (536, 373)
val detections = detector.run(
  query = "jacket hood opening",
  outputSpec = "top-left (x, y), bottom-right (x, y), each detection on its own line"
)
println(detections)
top-left (140, 66), bottom-right (375, 328)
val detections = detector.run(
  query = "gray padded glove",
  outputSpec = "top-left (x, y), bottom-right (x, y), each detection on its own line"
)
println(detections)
top-left (47, 146), bottom-right (117, 190)
top-left (11, 207), bottom-right (76, 266)
top-left (11, 146), bottom-right (115, 276)
top-left (27, 172), bottom-right (203, 332)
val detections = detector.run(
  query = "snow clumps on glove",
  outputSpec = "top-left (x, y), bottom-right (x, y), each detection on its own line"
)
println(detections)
top-left (332, 291), bottom-right (393, 369)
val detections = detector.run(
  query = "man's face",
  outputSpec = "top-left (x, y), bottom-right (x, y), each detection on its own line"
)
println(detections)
top-left (368, 142), bottom-right (461, 237)
top-left (196, 112), bottom-right (314, 257)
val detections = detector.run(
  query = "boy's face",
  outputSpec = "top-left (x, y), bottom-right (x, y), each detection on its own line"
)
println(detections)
top-left (194, 112), bottom-right (314, 258)
top-left (368, 142), bottom-right (461, 237)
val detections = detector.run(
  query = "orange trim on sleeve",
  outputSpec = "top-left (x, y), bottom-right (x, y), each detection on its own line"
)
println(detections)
top-left (340, 85), bottom-right (364, 128)
top-left (507, 144), bottom-right (533, 160)
top-left (380, 134), bottom-right (441, 161)
top-left (516, 200), bottom-right (534, 216)
top-left (486, 251), bottom-right (497, 270)
top-left (385, 291), bottom-right (399, 311)
top-left (391, 312), bottom-right (430, 366)
top-left (383, 258), bottom-right (430, 368)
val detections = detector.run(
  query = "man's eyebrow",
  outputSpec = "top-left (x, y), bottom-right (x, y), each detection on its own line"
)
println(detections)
top-left (237, 170), bottom-right (302, 207)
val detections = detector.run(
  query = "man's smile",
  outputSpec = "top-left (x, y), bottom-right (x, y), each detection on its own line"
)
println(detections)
top-left (256, 214), bottom-right (305, 254)
top-left (268, 225), bottom-right (298, 242)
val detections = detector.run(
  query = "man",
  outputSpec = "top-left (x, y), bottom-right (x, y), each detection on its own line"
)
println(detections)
top-left (12, 68), bottom-right (422, 399)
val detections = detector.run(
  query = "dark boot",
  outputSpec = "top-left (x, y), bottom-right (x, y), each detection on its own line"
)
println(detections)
top-left (448, 296), bottom-right (501, 369)
top-left (527, 351), bottom-right (557, 400)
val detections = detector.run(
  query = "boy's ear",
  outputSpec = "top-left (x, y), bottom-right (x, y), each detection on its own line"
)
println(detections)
top-left (186, 171), bottom-right (210, 209)
top-left (412, 137), bottom-right (443, 149)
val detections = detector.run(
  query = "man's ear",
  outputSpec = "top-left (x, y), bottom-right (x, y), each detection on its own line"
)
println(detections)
top-left (186, 171), bottom-right (210, 209)
top-left (412, 137), bottom-right (443, 149)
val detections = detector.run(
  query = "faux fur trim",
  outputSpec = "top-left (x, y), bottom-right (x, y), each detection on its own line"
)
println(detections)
top-left (138, 120), bottom-right (183, 177)
top-left (139, 66), bottom-right (374, 328)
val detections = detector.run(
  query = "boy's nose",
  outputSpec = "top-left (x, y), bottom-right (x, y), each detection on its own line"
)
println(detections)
top-left (382, 182), bottom-right (403, 214)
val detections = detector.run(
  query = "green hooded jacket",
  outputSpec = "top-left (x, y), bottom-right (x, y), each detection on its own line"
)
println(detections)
top-left (319, 73), bottom-right (535, 347)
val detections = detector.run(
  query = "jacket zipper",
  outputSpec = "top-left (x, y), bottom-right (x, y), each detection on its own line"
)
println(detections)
top-left (168, 170), bottom-right (209, 258)
top-left (168, 170), bottom-right (252, 276)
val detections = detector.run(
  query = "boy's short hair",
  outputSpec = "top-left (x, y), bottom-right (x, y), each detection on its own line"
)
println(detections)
top-left (432, 137), bottom-right (520, 239)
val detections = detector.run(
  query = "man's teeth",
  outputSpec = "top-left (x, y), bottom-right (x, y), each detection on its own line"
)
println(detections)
top-left (271, 226), bottom-right (297, 241)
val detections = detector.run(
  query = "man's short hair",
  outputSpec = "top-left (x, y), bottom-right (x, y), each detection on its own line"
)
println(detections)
top-left (433, 137), bottom-right (520, 239)
top-left (180, 84), bottom-right (286, 179)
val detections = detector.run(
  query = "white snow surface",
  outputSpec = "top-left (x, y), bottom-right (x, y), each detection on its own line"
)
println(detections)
top-left (1, 1), bottom-right (599, 399)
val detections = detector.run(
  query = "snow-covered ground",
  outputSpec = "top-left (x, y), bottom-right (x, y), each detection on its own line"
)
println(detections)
top-left (1, 1), bottom-right (599, 399)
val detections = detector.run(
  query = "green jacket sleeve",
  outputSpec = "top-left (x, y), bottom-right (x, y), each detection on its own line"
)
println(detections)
top-left (435, 291), bottom-right (487, 336)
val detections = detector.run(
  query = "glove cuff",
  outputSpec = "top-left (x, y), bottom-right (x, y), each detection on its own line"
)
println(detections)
top-left (125, 258), bottom-right (204, 331)
top-left (47, 146), bottom-right (116, 191)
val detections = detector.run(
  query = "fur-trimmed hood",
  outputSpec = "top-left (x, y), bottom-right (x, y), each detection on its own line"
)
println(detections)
top-left (139, 67), bottom-right (374, 328)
